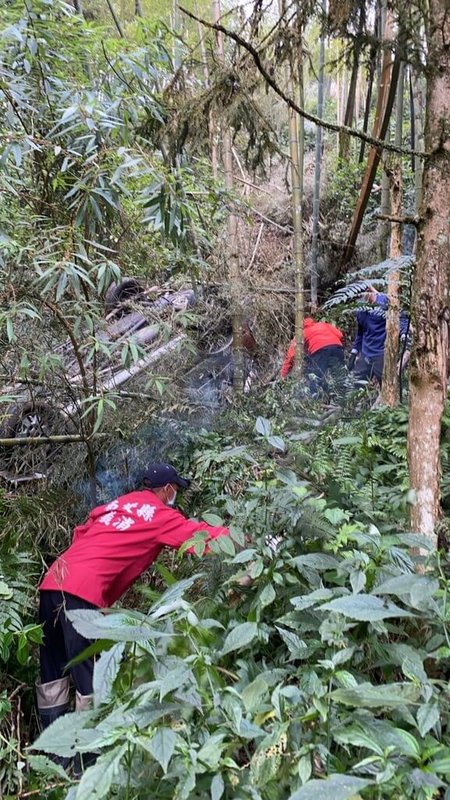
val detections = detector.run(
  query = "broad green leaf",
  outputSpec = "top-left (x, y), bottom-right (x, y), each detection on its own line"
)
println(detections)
top-left (289, 773), bottom-right (370, 800)
top-left (297, 754), bottom-right (312, 784)
top-left (275, 627), bottom-right (308, 659)
top-left (93, 642), bottom-right (125, 708)
top-left (289, 775), bottom-right (372, 800)
top-left (255, 416), bottom-right (272, 437)
top-left (203, 512), bottom-right (224, 526)
top-left (197, 733), bottom-right (226, 772)
top-left (27, 754), bottom-right (71, 782)
top-left (67, 609), bottom-right (162, 642)
top-left (75, 744), bottom-right (127, 799)
top-left (333, 726), bottom-right (384, 755)
top-left (291, 589), bottom-right (333, 610)
top-left (331, 682), bottom-right (421, 708)
top-left (258, 583), bottom-right (276, 609)
top-left (30, 711), bottom-right (98, 757)
top-left (242, 675), bottom-right (268, 713)
top-left (231, 548), bottom-right (257, 564)
top-left (0, 580), bottom-right (13, 599)
top-left (428, 752), bottom-right (450, 774)
top-left (320, 594), bottom-right (414, 621)
top-left (151, 574), bottom-right (202, 612)
top-left (373, 574), bottom-right (438, 607)
top-left (221, 622), bottom-right (258, 655)
top-left (292, 554), bottom-right (340, 571)
top-left (267, 434), bottom-right (285, 452)
top-left (209, 534), bottom-right (236, 556)
top-left (148, 727), bottom-right (177, 773)
top-left (417, 702), bottom-right (440, 737)
top-left (211, 773), bottom-right (224, 800)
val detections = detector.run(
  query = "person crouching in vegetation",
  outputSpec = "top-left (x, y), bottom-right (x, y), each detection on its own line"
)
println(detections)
top-left (280, 317), bottom-right (345, 395)
top-left (36, 463), bottom-right (229, 731)
top-left (348, 287), bottom-right (410, 387)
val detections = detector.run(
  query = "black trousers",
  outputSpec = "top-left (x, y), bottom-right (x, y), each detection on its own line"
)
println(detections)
top-left (306, 345), bottom-right (345, 394)
top-left (354, 354), bottom-right (384, 386)
top-left (39, 590), bottom-right (96, 696)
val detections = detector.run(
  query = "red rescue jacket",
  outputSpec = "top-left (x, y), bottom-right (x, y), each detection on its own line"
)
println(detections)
top-left (280, 318), bottom-right (344, 378)
top-left (39, 490), bottom-right (229, 607)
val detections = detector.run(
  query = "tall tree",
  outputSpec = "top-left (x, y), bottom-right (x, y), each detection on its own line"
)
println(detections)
top-left (381, 62), bottom-right (404, 406)
top-left (310, 0), bottom-right (326, 310)
top-left (339, 6), bottom-right (364, 160)
top-left (341, 4), bottom-right (399, 267)
top-left (282, 0), bottom-right (305, 374)
top-left (214, 0), bottom-right (244, 390)
top-left (407, 0), bottom-right (450, 544)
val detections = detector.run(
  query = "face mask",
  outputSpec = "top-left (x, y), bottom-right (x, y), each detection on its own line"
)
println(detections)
top-left (167, 488), bottom-right (177, 507)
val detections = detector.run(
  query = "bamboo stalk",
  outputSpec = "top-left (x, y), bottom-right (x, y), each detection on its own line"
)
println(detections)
top-left (310, 0), bottom-right (326, 309)
top-left (0, 434), bottom-right (106, 447)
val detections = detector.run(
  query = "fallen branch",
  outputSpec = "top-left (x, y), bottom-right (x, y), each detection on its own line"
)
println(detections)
top-left (0, 434), bottom-right (106, 446)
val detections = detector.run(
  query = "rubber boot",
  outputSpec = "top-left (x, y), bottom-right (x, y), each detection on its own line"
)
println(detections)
top-left (73, 691), bottom-right (97, 776)
top-left (36, 677), bottom-right (71, 769)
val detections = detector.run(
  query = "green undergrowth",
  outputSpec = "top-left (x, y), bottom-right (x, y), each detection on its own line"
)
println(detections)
top-left (8, 401), bottom-right (449, 800)
top-left (2, 396), bottom-right (450, 798)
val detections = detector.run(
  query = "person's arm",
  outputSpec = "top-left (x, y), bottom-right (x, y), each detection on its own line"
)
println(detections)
top-left (374, 292), bottom-right (389, 308)
top-left (351, 314), bottom-right (364, 354)
top-left (280, 340), bottom-right (296, 378)
top-left (399, 310), bottom-right (411, 343)
top-left (156, 506), bottom-right (229, 552)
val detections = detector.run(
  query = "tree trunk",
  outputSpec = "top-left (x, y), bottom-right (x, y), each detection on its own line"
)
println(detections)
top-left (381, 63), bottom-right (404, 406)
top-left (407, 0), bottom-right (450, 544)
top-left (358, 55), bottom-right (376, 163)
top-left (339, 7), bottom-right (363, 161)
top-left (379, 149), bottom-right (391, 259)
top-left (341, 5), bottom-right (398, 268)
top-left (411, 71), bottom-right (425, 214)
top-left (310, 0), bottom-right (326, 309)
top-left (197, 10), bottom-right (218, 178)
top-left (281, 0), bottom-right (304, 374)
top-left (214, 0), bottom-right (244, 391)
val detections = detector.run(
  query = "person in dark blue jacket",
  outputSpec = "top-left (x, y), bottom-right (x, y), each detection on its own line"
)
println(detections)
top-left (349, 287), bottom-right (410, 386)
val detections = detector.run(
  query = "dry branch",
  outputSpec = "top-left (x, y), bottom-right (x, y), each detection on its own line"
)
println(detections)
top-left (0, 434), bottom-right (106, 446)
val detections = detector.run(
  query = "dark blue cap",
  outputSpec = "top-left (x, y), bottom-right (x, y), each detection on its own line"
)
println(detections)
top-left (142, 463), bottom-right (190, 489)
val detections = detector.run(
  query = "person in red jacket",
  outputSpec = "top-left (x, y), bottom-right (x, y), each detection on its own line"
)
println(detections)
top-left (280, 317), bottom-right (345, 394)
top-left (36, 463), bottom-right (229, 732)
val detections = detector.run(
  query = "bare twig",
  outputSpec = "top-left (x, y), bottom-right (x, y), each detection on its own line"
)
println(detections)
top-left (245, 222), bottom-right (264, 273)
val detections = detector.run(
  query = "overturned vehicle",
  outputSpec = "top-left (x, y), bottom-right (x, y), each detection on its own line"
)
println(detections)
top-left (0, 278), bottom-right (257, 481)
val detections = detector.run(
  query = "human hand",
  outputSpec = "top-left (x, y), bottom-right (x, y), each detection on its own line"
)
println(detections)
top-left (348, 350), bottom-right (358, 371)
top-left (397, 349), bottom-right (410, 375)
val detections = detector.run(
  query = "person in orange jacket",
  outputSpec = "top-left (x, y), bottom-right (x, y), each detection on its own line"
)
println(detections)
top-left (280, 317), bottom-right (345, 394)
